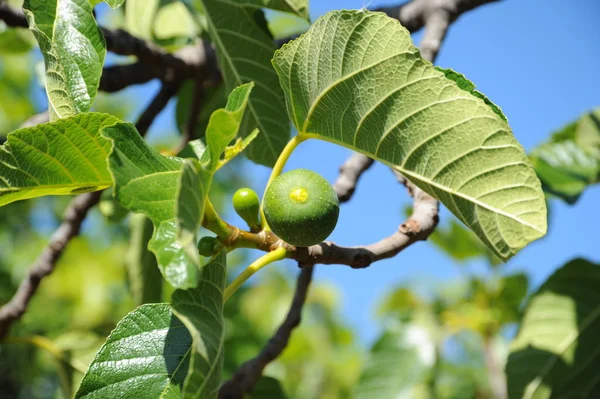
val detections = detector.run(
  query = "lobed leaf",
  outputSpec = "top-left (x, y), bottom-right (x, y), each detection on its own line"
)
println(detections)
top-left (23, 0), bottom-right (106, 119)
top-left (75, 303), bottom-right (192, 399)
top-left (506, 258), bottom-right (600, 398)
top-left (192, 0), bottom-right (290, 166)
top-left (0, 113), bottom-right (118, 207)
top-left (172, 249), bottom-right (227, 399)
top-left (272, 10), bottom-right (547, 260)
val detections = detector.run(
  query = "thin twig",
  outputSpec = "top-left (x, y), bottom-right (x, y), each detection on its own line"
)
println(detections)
top-left (219, 266), bottom-right (313, 398)
top-left (0, 191), bottom-right (102, 339)
top-left (174, 75), bottom-right (205, 154)
top-left (333, 153), bottom-right (374, 203)
top-left (135, 80), bottom-right (183, 136)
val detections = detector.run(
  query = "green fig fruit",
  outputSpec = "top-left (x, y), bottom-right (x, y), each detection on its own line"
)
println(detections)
top-left (232, 188), bottom-right (261, 230)
top-left (197, 236), bottom-right (218, 257)
top-left (263, 169), bottom-right (339, 247)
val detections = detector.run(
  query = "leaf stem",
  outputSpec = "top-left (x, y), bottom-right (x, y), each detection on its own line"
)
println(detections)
top-left (203, 199), bottom-right (234, 240)
top-left (261, 134), bottom-right (308, 230)
top-left (224, 247), bottom-right (288, 302)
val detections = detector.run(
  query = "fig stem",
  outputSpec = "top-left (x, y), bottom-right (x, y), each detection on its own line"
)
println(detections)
top-left (223, 247), bottom-right (288, 302)
top-left (261, 134), bottom-right (308, 231)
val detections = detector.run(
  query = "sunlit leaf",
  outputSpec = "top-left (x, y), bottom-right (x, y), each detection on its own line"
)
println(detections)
top-left (219, 128), bottom-right (260, 169)
top-left (272, 10), bottom-right (547, 260)
top-left (531, 108), bottom-right (600, 204)
top-left (172, 249), bottom-right (227, 399)
top-left (107, 84), bottom-right (253, 288)
top-left (238, 0), bottom-right (309, 19)
top-left (154, 1), bottom-right (199, 40)
top-left (125, 0), bottom-right (160, 40)
top-left (267, 10), bottom-right (311, 40)
top-left (103, 122), bottom-right (198, 288)
top-left (191, 0), bottom-right (290, 166)
top-left (75, 304), bottom-right (192, 398)
top-left (23, 0), bottom-right (106, 119)
top-left (0, 113), bottom-right (118, 207)
top-left (506, 258), bottom-right (600, 398)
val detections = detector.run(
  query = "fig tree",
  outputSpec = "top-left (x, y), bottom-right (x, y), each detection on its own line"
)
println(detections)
top-left (263, 169), bottom-right (339, 247)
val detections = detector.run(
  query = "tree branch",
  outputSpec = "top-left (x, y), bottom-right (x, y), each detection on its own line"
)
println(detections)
top-left (135, 80), bottom-right (183, 136)
top-left (0, 2), bottom-right (27, 28)
top-left (296, 171), bottom-right (439, 268)
top-left (0, 191), bottom-right (101, 339)
top-left (333, 153), bottom-right (374, 203)
top-left (219, 266), bottom-right (314, 398)
top-left (173, 73), bottom-right (205, 154)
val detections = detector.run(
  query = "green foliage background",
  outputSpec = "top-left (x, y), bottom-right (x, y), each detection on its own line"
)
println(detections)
top-left (0, 0), bottom-right (598, 398)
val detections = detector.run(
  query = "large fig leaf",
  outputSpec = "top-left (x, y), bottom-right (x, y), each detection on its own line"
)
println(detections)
top-left (272, 10), bottom-right (547, 260)
top-left (172, 249), bottom-right (227, 399)
top-left (0, 113), bottom-right (118, 207)
top-left (506, 259), bottom-right (600, 398)
top-left (23, 0), bottom-right (106, 119)
top-left (75, 304), bottom-right (192, 398)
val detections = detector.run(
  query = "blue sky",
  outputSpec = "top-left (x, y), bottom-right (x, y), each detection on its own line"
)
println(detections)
top-left (99, 0), bottom-right (600, 343)
top-left (244, 0), bottom-right (600, 342)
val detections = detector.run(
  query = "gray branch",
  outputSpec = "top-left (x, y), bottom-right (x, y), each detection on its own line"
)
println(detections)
top-left (0, 191), bottom-right (102, 339)
top-left (219, 266), bottom-right (314, 398)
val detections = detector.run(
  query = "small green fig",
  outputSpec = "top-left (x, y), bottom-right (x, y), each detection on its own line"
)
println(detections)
top-left (232, 188), bottom-right (261, 230)
top-left (99, 191), bottom-right (129, 223)
top-left (263, 169), bottom-right (339, 247)
top-left (197, 236), bottom-right (218, 257)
